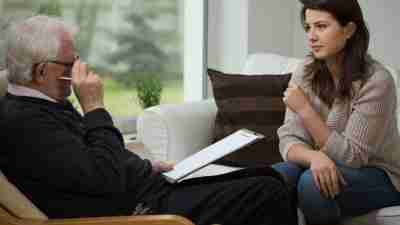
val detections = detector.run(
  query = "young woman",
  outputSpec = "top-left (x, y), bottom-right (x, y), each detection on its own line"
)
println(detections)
top-left (274, 0), bottom-right (400, 224)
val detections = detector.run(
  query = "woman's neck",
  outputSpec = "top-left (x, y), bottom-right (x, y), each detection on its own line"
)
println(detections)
top-left (325, 53), bottom-right (344, 84)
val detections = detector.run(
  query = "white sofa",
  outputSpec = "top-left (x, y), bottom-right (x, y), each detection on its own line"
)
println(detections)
top-left (137, 53), bottom-right (400, 225)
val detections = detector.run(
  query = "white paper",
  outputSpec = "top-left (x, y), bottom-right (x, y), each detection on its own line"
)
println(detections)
top-left (163, 129), bottom-right (264, 183)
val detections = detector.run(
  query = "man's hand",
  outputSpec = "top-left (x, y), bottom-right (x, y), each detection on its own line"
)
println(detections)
top-left (71, 60), bottom-right (104, 114)
top-left (151, 161), bottom-right (174, 174)
top-left (310, 151), bottom-right (347, 199)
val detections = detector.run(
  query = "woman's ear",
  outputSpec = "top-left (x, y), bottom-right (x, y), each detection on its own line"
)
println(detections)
top-left (345, 22), bottom-right (357, 39)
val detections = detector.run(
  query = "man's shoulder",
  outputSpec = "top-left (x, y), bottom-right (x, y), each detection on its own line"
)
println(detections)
top-left (1, 95), bottom-right (52, 126)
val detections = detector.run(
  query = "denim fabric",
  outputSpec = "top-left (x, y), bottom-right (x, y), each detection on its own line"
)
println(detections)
top-left (272, 162), bottom-right (400, 225)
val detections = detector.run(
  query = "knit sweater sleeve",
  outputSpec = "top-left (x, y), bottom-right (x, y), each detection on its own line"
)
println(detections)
top-left (7, 106), bottom-right (152, 195)
top-left (277, 60), bottom-right (314, 160)
top-left (323, 67), bottom-right (397, 168)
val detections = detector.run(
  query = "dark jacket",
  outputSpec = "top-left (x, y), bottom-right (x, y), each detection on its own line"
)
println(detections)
top-left (0, 94), bottom-right (170, 218)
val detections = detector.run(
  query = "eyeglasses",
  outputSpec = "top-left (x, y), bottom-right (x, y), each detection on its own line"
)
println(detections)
top-left (33, 56), bottom-right (79, 81)
top-left (53, 60), bottom-right (75, 81)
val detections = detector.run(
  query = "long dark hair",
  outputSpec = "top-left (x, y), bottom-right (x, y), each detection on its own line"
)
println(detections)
top-left (299, 0), bottom-right (370, 107)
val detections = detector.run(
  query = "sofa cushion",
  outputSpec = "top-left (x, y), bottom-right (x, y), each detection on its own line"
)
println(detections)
top-left (137, 100), bottom-right (218, 162)
top-left (0, 170), bottom-right (47, 219)
top-left (208, 68), bottom-right (291, 166)
top-left (340, 206), bottom-right (400, 225)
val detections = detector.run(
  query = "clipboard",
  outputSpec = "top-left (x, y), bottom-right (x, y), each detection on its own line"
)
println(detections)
top-left (162, 129), bottom-right (264, 183)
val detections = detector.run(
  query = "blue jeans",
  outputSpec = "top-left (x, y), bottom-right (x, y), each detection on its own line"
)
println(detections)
top-left (272, 162), bottom-right (400, 225)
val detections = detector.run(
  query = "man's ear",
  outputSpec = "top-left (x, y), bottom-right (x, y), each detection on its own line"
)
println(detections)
top-left (32, 63), bottom-right (46, 83)
top-left (345, 22), bottom-right (357, 39)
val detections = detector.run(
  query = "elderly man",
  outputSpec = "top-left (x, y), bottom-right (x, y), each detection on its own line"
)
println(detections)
top-left (0, 16), bottom-right (297, 225)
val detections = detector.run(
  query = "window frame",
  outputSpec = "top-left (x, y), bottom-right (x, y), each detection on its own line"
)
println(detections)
top-left (117, 0), bottom-right (208, 134)
top-left (183, 0), bottom-right (208, 102)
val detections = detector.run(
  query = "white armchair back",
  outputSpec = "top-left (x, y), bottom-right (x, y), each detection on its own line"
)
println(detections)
top-left (242, 53), bottom-right (301, 75)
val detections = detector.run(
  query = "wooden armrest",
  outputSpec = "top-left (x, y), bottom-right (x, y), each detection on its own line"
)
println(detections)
top-left (44, 215), bottom-right (195, 225)
top-left (0, 205), bottom-right (194, 225)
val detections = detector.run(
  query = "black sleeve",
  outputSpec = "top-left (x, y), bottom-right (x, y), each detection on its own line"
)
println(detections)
top-left (10, 108), bottom-right (151, 194)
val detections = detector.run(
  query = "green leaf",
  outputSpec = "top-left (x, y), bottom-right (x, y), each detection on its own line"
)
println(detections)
top-left (136, 76), bottom-right (163, 108)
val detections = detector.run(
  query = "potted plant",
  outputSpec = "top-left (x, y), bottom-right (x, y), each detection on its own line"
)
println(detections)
top-left (136, 76), bottom-right (163, 109)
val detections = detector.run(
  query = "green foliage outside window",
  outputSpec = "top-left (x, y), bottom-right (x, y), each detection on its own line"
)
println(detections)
top-left (12, 0), bottom-right (183, 116)
top-left (109, 0), bottom-right (181, 88)
top-left (37, 0), bottom-right (63, 17)
top-left (136, 76), bottom-right (163, 109)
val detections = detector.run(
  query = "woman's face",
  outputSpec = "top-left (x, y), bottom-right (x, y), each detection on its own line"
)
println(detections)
top-left (304, 9), bottom-right (355, 61)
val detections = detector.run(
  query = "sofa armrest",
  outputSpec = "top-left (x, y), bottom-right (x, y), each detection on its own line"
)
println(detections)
top-left (136, 99), bottom-right (217, 162)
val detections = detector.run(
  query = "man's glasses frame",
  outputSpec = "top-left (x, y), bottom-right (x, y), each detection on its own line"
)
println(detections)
top-left (32, 56), bottom-right (79, 80)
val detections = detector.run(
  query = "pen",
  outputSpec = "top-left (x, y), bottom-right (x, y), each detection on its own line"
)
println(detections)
top-left (58, 76), bottom-right (72, 81)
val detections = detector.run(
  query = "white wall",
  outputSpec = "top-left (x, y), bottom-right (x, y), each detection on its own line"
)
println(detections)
top-left (248, 0), bottom-right (295, 57)
top-left (210, 1), bottom-right (400, 70)
top-left (292, 2), bottom-right (307, 58)
top-left (359, 1), bottom-right (400, 68)
top-left (207, 0), bottom-right (221, 72)
top-left (208, 0), bottom-right (294, 73)
top-left (207, 0), bottom-right (248, 73)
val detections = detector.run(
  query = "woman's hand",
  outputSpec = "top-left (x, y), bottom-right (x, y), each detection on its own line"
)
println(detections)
top-left (151, 161), bottom-right (175, 174)
top-left (310, 151), bottom-right (347, 199)
top-left (283, 84), bottom-right (312, 116)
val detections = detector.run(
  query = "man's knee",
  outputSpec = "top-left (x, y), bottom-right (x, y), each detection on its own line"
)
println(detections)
top-left (244, 176), bottom-right (286, 192)
top-left (237, 176), bottom-right (292, 206)
top-left (245, 176), bottom-right (297, 225)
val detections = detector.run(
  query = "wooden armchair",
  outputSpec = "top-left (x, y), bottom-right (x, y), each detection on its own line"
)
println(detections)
top-left (0, 206), bottom-right (194, 225)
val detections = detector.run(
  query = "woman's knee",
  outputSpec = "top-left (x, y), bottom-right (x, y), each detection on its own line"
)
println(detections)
top-left (297, 170), bottom-right (322, 205)
top-left (272, 161), bottom-right (303, 187)
top-left (297, 170), bottom-right (341, 225)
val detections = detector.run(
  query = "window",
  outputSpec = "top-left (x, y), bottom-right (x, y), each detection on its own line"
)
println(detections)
top-left (0, 0), bottom-right (186, 118)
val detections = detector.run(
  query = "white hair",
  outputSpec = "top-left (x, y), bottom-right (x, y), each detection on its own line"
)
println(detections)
top-left (4, 15), bottom-right (78, 85)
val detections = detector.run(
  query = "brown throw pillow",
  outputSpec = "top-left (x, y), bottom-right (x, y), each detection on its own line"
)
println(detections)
top-left (208, 68), bottom-right (291, 166)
